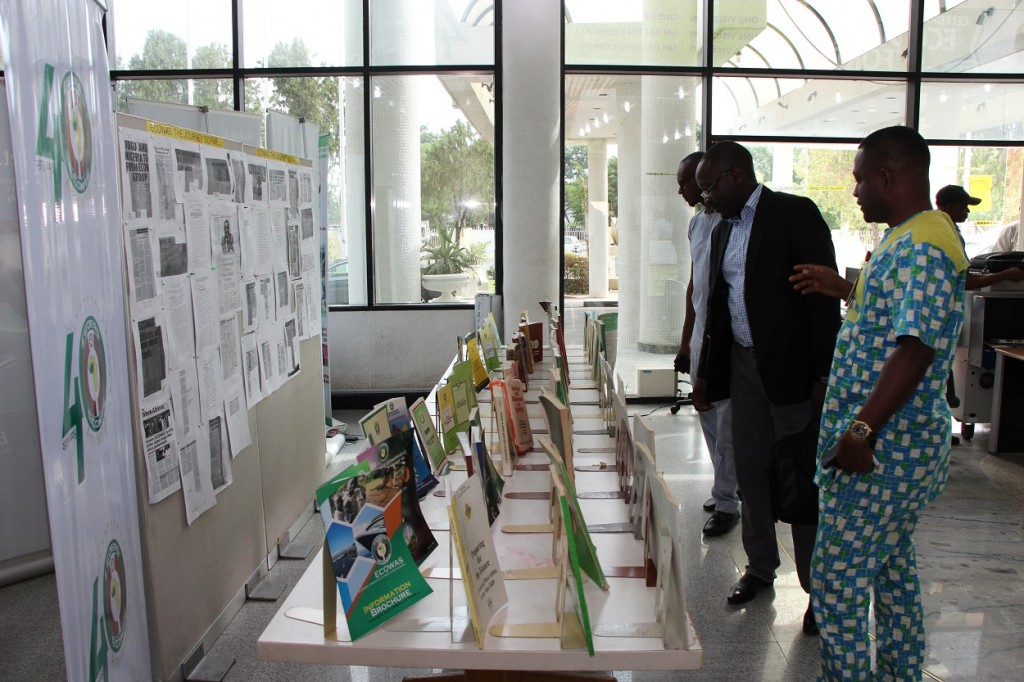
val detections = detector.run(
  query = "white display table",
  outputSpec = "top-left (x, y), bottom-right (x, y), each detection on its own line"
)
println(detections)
top-left (257, 450), bottom-right (703, 676)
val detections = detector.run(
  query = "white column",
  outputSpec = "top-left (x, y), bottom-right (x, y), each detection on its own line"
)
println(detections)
top-left (373, 77), bottom-right (422, 303)
top-left (637, 75), bottom-right (693, 353)
top-left (616, 80), bottom-right (642, 347)
top-left (587, 138), bottom-right (610, 298)
top-left (342, 78), bottom-right (367, 304)
top-left (502, 0), bottom-right (561, 335)
top-left (772, 145), bottom-right (794, 191)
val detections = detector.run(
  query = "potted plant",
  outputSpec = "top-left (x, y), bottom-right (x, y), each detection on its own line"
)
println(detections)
top-left (421, 224), bottom-right (475, 302)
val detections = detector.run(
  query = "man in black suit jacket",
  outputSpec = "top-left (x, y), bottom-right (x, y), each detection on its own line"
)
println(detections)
top-left (692, 142), bottom-right (840, 634)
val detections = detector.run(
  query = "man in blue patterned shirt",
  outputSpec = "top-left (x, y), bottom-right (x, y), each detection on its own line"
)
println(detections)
top-left (798, 126), bottom-right (969, 680)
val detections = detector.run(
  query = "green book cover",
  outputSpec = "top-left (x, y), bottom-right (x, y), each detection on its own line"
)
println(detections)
top-left (317, 444), bottom-right (435, 641)
top-left (544, 444), bottom-right (608, 590)
top-left (410, 397), bottom-right (448, 474)
top-left (437, 384), bottom-right (460, 454)
top-left (559, 495), bottom-right (595, 656)
top-left (448, 359), bottom-right (477, 423)
top-left (479, 323), bottom-right (501, 373)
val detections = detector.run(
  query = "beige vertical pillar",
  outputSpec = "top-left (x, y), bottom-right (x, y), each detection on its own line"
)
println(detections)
top-left (502, 0), bottom-right (561, 335)
top-left (616, 80), bottom-right (642, 347)
top-left (637, 76), bottom-right (693, 353)
top-left (587, 138), bottom-right (610, 298)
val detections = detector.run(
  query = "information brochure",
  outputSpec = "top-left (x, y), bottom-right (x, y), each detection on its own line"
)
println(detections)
top-left (354, 430), bottom-right (438, 563)
top-left (316, 430), bottom-right (436, 640)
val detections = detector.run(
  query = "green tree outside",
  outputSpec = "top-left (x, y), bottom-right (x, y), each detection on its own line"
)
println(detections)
top-left (420, 119), bottom-right (495, 243)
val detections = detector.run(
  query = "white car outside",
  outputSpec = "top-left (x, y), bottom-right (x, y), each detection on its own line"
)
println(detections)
top-left (564, 235), bottom-right (587, 254)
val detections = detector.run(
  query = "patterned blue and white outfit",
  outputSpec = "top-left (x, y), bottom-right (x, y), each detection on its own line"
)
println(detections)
top-left (811, 210), bottom-right (969, 680)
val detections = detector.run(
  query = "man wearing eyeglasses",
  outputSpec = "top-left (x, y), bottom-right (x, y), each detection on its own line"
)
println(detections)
top-left (692, 141), bottom-right (841, 636)
top-left (674, 150), bottom-right (740, 538)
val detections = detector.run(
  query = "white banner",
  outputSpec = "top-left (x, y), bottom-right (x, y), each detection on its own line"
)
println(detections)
top-left (0, 0), bottom-right (151, 679)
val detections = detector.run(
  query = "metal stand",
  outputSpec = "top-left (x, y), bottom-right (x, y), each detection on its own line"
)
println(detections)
top-left (669, 371), bottom-right (693, 415)
top-left (246, 578), bottom-right (286, 602)
top-left (277, 530), bottom-right (314, 561)
top-left (182, 643), bottom-right (234, 682)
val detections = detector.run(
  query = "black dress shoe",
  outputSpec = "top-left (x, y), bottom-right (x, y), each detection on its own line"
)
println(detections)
top-left (803, 603), bottom-right (820, 635)
top-left (703, 498), bottom-right (716, 512)
top-left (727, 573), bottom-right (772, 604)
top-left (703, 510), bottom-right (739, 537)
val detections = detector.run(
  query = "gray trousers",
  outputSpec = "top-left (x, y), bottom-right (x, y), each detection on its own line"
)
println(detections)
top-left (730, 342), bottom-right (817, 592)
top-left (698, 399), bottom-right (740, 514)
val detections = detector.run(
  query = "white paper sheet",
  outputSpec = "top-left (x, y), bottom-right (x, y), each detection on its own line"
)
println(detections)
top-left (223, 379), bottom-right (252, 458)
top-left (219, 314), bottom-right (241, 383)
top-left (191, 272), bottom-right (219, 353)
top-left (161, 274), bottom-right (197, 368)
top-left (168, 358), bottom-right (201, 444)
top-left (177, 432), bottom-right (216, 526)
top-left (197, 347), bottom-right (222, 425)
top-left (185, 200), bottom-right (212, 273)
top-left (140, 393), bottom-right (181, 503)
top-left (241, 332), bottom-right (264, 407)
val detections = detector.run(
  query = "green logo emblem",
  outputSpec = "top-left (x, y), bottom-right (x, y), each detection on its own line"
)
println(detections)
top-left (103, 540), bottom-right (127, 652)
top-left (60, 71), bottom-right (92, 193)
top-left (79, 317), bottom-right (106, 432)
top-left (371, 534), bottom-right (392, 564)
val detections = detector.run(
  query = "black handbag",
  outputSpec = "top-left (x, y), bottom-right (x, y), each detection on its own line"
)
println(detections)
top-left (969, 250), bottom-right (1024, 273)
top-left (768, 419), bottom-right (820, 524)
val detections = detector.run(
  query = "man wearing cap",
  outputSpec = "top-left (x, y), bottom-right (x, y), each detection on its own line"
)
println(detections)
top-left (935, 184), bottom-right (981, 226)
top-left (935, 185), bottom-right (1024, 289)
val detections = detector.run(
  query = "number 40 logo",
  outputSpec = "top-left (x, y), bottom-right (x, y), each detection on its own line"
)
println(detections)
top-left (36, 63), bottom-right (92, 201)
top-left (62, 317), bottom-right (106, 483)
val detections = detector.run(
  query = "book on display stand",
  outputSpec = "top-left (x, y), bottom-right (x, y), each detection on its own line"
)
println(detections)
top-left (447, 476), bottom-right (509, 648)
top-left (313, 430), bottom-right (437, 641)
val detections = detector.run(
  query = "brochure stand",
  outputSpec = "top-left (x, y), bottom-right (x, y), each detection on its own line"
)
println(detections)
top-left (258, 318), bottom-right (703, 678)
top-left (593, 443), bottom-right (692, 651)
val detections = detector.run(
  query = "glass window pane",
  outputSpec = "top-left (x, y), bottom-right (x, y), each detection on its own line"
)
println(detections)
top-left (922, 1), bottom-right (1024, 73)
top-left (246, 77), bottom-right (368, 306)
top-left (711, 77), bottom-right (906, 138)
top-left (717, 0), bottom-right (911, 72)
top-left (371, 75), bottom-right (496, 304)
top-left (930, 145), bottom-right (1023, 249)
top-left (114, 79), bottom-right (235, 112)
top-left (727, 142), bottom-right (873, 271)
top-left (370, 0), bottom-right (494, 67)
top-left (920, 82), bottom-right (1024, 141)
top-left (564, 1), bottom-right (702, 67)
top-left (241, 0), bottom-right (363, 68)
top-left (564, 74), bottom-right (700, 353)
top-left (112, 0), bottom-right (233, 71)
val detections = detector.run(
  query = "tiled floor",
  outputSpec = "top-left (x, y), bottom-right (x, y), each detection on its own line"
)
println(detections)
top-left (4, 361), bottom-right (1024, 680)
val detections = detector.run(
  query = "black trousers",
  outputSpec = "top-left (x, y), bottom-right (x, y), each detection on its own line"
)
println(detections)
top-left (729, 342), bottom-right (817, 592)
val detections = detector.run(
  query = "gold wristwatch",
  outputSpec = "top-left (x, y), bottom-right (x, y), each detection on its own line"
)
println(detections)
top-left (848, 420), bottom-right (877, 447)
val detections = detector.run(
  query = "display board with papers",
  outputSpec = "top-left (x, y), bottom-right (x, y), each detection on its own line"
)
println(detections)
top-left (118, 115), bottom-right (321, 524)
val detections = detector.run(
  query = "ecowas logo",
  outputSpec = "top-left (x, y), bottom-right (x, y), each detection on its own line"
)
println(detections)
top-left (89, 538), bottom-right (127, 679)
top-left (79, 316), bottom-right (106, 432)
top-left (60, 71), bottom-right (92, 193)
top-left (102, 539), bottom-right (127, 652)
